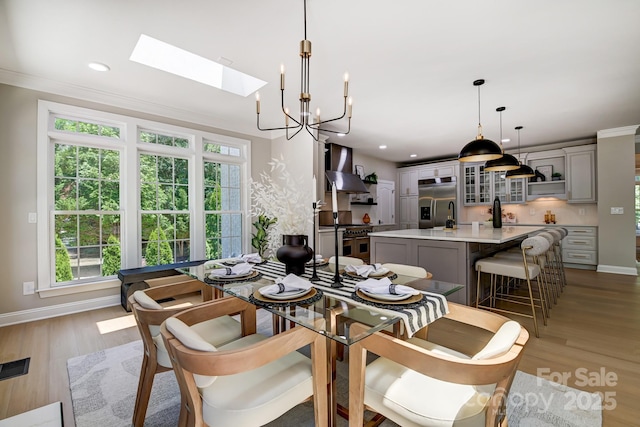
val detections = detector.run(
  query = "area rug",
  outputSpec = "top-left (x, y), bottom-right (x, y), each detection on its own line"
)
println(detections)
top-left (68, 341), bottom-right (602, 427)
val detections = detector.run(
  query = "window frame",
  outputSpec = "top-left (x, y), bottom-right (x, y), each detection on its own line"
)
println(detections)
top-left (37, 100), bottom-right (251, 296)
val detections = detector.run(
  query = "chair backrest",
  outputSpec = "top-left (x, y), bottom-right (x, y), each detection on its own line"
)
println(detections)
top-left (521, 235), bottom-right (550, 257)
top-left (380, 263), bottom-right (428, 279)
top-left (328, 255), bottom-right (364, 271)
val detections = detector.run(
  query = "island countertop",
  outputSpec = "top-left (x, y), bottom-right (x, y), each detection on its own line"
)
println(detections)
top-left (368, 225), bottom-right (545, 244)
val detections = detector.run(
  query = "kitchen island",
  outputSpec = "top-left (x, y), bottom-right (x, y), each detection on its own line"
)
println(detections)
top-left (369, 225), bottom-right (544, 305)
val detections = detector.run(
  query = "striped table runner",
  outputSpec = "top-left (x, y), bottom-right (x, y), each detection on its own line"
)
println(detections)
top-left (252, 261), bottom-right (449, 338)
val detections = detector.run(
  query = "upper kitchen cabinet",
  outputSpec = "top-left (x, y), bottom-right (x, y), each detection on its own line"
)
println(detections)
top-left (462, 164), bottom-right (491, 205)
top-left (565, 145), bottom-right (597, 203)
top-left (399, 167), bottom-right (419, 196)
top-left (462, 164), bottom-right (524, 205)
top-left (418, 160), bottom-right (458, 179)
top-left (525, 149), bottom-right (567, 200)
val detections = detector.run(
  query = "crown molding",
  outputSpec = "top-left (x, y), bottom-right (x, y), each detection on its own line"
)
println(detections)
top-left (597, 125), bottom-right (640, 139)
top-left (0, 68), bottom-right (272, 140)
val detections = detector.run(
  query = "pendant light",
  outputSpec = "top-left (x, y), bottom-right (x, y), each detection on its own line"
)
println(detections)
top-left (505, 126), bottom-right (535, 179)
top-left (484, 106), bottom-right (520, 171)
top-left (458, 79), bottom-right (502, 163)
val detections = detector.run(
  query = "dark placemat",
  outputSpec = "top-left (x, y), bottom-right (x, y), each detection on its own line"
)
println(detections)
top-left (204, 270), bottom-right (263, 285)
top-left (249, 287), bottom-right (324, 308)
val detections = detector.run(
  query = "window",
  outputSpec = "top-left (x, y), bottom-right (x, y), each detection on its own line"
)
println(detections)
top-left (37, 101), bottom-right (250, 294)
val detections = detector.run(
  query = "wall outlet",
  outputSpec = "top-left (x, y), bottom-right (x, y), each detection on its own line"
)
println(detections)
top-left (610, 207), bottom-right (624, 215)
top-left (579, 208), bottom-right (586, 216)
top-left (28, 212), bottom-right (37, 223)
top-left (23, 281), bottom-right (35, 295)
top-left (529, 208), bottom-right (536, 216)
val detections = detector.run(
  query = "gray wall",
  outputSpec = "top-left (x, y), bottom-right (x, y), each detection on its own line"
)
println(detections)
top-left (0, 83), bottom-right (272, 317)
top-left (596, 129), bottom-right (639, 274)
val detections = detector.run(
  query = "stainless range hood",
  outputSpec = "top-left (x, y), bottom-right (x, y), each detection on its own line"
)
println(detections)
top-left (325, 143), bottom-right (368, 193)
top-left (325, 170), bottom-right (368, 193)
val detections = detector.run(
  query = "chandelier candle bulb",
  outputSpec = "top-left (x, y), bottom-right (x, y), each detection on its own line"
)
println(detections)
top-left (255, 92), bottom-right (260, 113)
top-left (280, 64), bottom-right (285, 90)
top-left (348, 97), bottom-right (353, 118)
top-left (344, 72), bottom-right (349, 96)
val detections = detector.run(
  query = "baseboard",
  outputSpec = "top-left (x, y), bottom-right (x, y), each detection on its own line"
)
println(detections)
top-left (0, 295), bottom-right (121, 327)
top-left (596, 264), bottom-right (639, 276)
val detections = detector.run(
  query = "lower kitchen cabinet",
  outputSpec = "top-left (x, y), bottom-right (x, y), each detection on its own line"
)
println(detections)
top-left (561, 226), bottom-right (598, 269)
top-left (317, 229), bottom-right (343, 258)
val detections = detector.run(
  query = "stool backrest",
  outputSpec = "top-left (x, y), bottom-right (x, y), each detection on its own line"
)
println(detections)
top-left (520, 235), bottom-right (550, 257)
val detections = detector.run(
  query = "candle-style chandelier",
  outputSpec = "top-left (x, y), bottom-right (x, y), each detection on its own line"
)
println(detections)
top-left (255, 0), bottom-right (352, 141)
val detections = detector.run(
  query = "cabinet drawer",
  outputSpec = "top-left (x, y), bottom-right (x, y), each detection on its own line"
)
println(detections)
top-left (562, 249), bottom-right (597, 265)
top-left (567, 228), bottom-right (596, 236)
top-left (563, 235), bottom-right (596, 250)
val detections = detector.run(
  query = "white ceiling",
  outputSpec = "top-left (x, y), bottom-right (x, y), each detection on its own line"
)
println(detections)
top-left (1, 0), bottom-right (639, 164)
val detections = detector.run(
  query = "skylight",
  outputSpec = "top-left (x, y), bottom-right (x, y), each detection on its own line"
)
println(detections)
top-left (130, 34), bottom-right (267, 97)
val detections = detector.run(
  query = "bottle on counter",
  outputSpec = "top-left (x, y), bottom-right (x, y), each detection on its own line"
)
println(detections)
top-left (492, 196), bottom-right (502, 229)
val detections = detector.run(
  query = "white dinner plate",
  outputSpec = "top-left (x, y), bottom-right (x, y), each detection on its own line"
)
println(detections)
top-left (258, 287), bottom-right (312, 300)
top-left (367, 268), bottom-right (390, 277)
top-left (209, 270), bottom-right (254, 280)
top-left (359, 289), bottom-right (413, 301)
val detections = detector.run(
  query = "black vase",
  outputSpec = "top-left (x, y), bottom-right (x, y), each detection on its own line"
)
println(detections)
top-left (492, 197), bottom-right (502, 229)
top-left (276, 234), bottom-right (314, 276)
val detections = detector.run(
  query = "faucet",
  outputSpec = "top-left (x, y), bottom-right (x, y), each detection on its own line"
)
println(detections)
top-left (446, 201), bottom-right (456, 229)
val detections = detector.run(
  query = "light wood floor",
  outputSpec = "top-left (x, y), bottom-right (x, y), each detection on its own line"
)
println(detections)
top-left (0, 268), bottom-right (638, 426)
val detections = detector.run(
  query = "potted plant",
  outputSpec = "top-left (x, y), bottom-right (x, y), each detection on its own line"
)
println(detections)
top-left (552, 172), bottom-right (562, 181)
top-left (363, 172), bottom-right (378, 184)
top-left (251, 215), bottom-right (277, 259)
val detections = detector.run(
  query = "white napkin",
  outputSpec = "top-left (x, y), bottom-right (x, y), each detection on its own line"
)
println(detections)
top-left (209, 262), bottom-right (253, 278)
top-left (306, 254), bottom-right (324, 264)
top-left (355, 277), bottom-right (420, 296)
top-left (345, 263), bottom-right (385, 278)
top-left (241, 253), bottom-right (262, 263)
top-left (259, 274), bottom-right (312, 296)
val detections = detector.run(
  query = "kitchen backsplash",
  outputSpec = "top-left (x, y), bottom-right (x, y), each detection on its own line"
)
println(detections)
top-left (460, 200), bottom-right (598, 226)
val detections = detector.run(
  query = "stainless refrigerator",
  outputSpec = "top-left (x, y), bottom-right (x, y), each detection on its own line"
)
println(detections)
top-left (418, 177), bottom-right (457, 229)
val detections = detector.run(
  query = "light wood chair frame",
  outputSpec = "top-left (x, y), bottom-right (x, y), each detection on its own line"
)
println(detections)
top-left (161, 298), bottom-right (329, 427)
top-left (129, 279), bottom-right (211, 426)
top-left (348, 303), bottom-right (529, 427)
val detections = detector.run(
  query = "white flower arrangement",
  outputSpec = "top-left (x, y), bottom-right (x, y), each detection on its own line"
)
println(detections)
top-left (250, 157), bottom-right (318, 258)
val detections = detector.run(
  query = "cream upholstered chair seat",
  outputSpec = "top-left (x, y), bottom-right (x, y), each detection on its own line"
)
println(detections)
top-left (349, 304), bottom-right (528, 427)
top-left (161, 298), bottom-right (328, 427)
top-left (196, 334), bottom-right (315, 425)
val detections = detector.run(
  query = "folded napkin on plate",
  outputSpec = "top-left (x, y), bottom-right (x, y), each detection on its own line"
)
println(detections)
top-left (345, 263), bottom-right (386, 278)
top-left (355, 277), bottom-right (420, 296)
top-left (226, 253), bottom-right (261, 263)
top-left (209, 262), bottom-right (253, 277)
top-left (259, 274), bottom-right (312, 296)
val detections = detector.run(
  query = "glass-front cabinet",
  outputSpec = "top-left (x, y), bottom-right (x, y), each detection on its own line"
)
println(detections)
top-left (463, 164), bottom-right (525, 205)
top-left (463, 164), bottom-right (491, 205)
top-left (493, 173), bottom-right (525, 204)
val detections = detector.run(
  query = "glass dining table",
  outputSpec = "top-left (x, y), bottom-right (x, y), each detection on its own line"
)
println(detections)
top-left (177, 259), bottom-right (463, 426)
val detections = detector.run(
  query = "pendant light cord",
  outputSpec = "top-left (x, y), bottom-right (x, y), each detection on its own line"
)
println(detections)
top-left (303, 0), bottom-right (307, 39)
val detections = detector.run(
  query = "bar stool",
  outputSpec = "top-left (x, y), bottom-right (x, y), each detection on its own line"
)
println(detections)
top-left (547, 228), bottom-right (567, 290)
top-left (475, 235), bottom-right (550, 337)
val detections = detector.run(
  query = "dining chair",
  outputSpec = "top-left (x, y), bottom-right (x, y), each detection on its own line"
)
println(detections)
top-left (161, 298), bottom-right (328, 427)
top-left (380, 262), bottom-right (429, 279)
top-left (348, 303), bottom-right (529, 427)
top-left (328, 255), bottom-right (364, 272)
top-left (129, 281), bottom-right (243, 427)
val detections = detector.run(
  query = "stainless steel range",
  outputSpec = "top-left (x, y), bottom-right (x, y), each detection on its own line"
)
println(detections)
top-left (342, 226), bottom-right (373, 264)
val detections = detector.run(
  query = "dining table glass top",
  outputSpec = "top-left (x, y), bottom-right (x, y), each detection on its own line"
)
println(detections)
top-left (177, 260), bottom-right (462, 346)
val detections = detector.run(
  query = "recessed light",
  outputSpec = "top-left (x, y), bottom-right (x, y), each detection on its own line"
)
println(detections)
top-left (379, 145), bottom-right (387, 149)
top-left (88, 62), bottom-right (110, 72)
top-left (410, 154), bottom-right (417, 158)
top-left (337, 133), bottom-right (346, 137)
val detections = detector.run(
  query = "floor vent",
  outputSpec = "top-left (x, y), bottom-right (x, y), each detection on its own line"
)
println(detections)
top-left (0, 357), bottom-right (30, 381)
